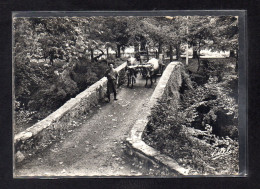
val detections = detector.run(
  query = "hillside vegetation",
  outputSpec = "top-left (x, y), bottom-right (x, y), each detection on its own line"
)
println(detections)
top-left (143, 57), bottom-right (238, 175)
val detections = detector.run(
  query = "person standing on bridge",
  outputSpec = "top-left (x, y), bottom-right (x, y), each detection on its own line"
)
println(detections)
top-left (105, 62), bottom-right (119, 102)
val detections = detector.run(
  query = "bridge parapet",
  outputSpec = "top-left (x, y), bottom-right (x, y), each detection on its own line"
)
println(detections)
top-left (126, 61), bottom-right (190, 175)
top-left (14, 62), bottom-right (127, 164)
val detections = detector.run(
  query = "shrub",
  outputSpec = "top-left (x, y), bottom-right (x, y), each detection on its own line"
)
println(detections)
top-left (143, 58), bottom-right (239, 175)
top-left (15, 55), bottom-right (124, 132)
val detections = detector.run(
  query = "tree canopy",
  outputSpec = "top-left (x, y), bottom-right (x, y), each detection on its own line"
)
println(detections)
top-left (14, 16), bottom-right (238, 65)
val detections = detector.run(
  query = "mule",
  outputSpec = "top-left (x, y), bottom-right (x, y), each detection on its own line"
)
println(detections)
top-left (143, 58), bottom-right (160, 87)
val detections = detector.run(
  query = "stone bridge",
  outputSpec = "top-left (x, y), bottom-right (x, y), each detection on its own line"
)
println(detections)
top-left (14, 61), bottom-right (189, 177)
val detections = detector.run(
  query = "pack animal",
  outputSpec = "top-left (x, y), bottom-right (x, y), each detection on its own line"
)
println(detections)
top-left (126, 57), bottom-right (139, 88)
top-left (143, 58), bottom-right (160, 87)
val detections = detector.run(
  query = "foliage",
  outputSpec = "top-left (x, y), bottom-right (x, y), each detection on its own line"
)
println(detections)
top-left (103, 17), bottom-right (130, 56)
top-left (211, 16), bottom-right (239, 53)
top-left (187, 17), bottom-right (213, 50)
top-left (181, 75), bottom-right (238, 138)
top-left (14, 101), bottom-right (37, 134)
top-left (143, 58), bottom-right (238, 175)
top-left (144, 99), bottom-right (184, 151)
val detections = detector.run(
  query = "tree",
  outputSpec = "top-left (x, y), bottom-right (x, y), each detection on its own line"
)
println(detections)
top-left (140, 17), bottom-right (169, 58)
top-left (211, 16), bottom-right (239, 71)
top-left (13, 18), bottom-right (44, 106)
top-left (30, 17), bottom-right (79, 64)
top-left (163, 16), bottom-right (187, 61)
top-left (185, 16), bottom-right (214, 69)
top-left (82, 17), bottom-right (107, 62)
top-left (126, 16), bottom-right (145, 53)
top-left (100, 17), bottom-right (130, 58)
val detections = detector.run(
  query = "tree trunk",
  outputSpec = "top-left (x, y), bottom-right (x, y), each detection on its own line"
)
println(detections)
top-left (141, 39), bottom-right (146, 52)
top-left (122, 47), bottom-right (125, 58)
top-left (90, 49), bottom-right (94, 62)
top-left (197, 54), bottom-right (200, 71)
top-left (146, 48), bottom-right (149, 61)
top-left (117, 44), bottom-right (121, 58)
top-left (134, 43), bottom-right (139, 52)
top-left (155, 50), bottom-right (158, 59)
top-left (230, 50), bottom-right (235, 58)
top-left (49, 50), bottom-right (55, 65)
top-left (197, 42), bottom-right (201, 71)
top-left (192, 43), bottom-right (198, 59)
top-left (192, 44), bottom-right (197, 59)
top-left (158, 41), bottom-right (162, 54)
top-left (106, 47), bottom-right (109, 58)
top-left (175, 45), bottom-right (180, 60)
top-left (235, 49), bottom-right (238, 72)
top-left (93, 49), bottom-right (104, 62)
top-left (193, 50), bottom-right (198, 59)
top-left (169, 45), bottom-right (173, 62)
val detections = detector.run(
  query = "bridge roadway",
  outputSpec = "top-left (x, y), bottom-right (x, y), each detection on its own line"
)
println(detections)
top-left (15, 75), bottom-right (174, 177)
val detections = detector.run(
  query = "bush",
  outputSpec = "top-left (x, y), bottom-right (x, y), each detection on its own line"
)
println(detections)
top-left (14, 55), bottom-right (124, 132)
top-left (143, 93), bottom-right (239, 174)
top-left (14, 101), bottom-right (38, 134)
top-left (143, 99), bottom-right (183, 151)
top-left (143, 58), bottom-right (239, 175)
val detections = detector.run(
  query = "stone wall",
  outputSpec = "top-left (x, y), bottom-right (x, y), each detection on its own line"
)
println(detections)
top-left (14, 62), bottom-right (127, 164)
top-left (126, 61), bottom-right (190, 175)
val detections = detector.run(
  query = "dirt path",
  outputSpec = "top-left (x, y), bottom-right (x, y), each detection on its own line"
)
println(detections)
top-left (15, 75), bottom-right (174, 177)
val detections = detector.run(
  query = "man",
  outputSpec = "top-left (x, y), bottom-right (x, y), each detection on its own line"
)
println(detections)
top-left (105, 62), bottom-right (119, 102)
